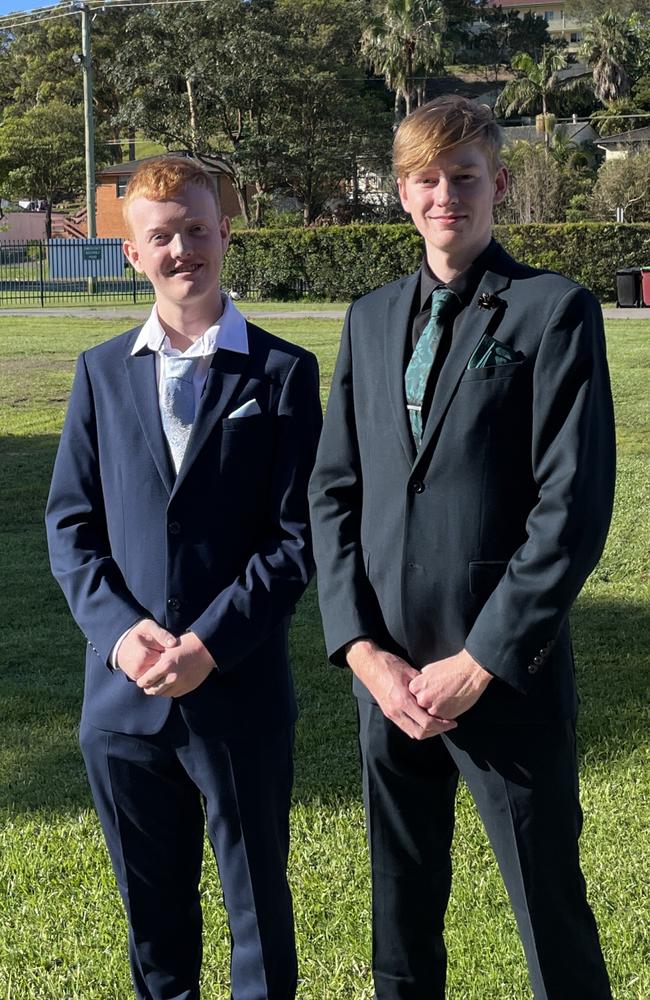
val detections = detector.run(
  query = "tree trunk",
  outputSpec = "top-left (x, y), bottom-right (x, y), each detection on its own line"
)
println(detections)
top-left (128, 127), bottom-right (136, 163)
top-left (45, 199), bottom-right (52, 240)
top-left (186, 76), bottom-right (198, 154)
top-left (233, 179), bottom-right (250, 227)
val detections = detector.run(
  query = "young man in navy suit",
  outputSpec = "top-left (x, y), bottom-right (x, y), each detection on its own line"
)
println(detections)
top-left (309, 97), bottom-right (614, 998)
top-left (46, 157), bottom-right (321, 1000)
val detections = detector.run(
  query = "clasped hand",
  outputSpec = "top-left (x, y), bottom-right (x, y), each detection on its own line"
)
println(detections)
top-left (117, 619), bottom-right (215, 697)
top-left (346, 640), bottom-right (491, 741)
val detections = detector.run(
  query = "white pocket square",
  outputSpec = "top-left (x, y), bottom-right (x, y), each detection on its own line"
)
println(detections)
top-left (227, 399), bottom-right (262, 419)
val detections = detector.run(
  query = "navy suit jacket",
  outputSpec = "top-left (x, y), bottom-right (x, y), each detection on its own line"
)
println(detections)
top-left (309, 243), bottom-right (616, 723)
top-left (46, 320), bottom-right (322, 737)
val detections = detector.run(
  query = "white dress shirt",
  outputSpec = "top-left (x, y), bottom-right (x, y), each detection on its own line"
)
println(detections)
top-left (111, 294), bottom-right (249, 670)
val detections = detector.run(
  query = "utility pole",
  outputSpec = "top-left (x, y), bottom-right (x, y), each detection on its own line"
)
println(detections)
top-left (73, 1), bottom-right (97, 238)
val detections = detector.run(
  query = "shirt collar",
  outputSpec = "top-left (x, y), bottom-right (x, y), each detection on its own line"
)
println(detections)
top-left (419, 238), bottom-right (499, 311)
top-left (131, 294), bottom-right (249, 357)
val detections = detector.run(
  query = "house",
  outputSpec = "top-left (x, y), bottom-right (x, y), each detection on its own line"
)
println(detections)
top-left (502, 120), bottom-right (599, 147)
top-left (485, 0), bottom-right (586, 52)
top-left (96, 153), bottom-right (244, 238)
top-left (595, 126), bottom-right (650, 161)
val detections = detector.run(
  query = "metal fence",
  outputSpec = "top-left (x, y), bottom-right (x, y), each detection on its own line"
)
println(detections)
top-left (0, 239), bottom-right (155, 306)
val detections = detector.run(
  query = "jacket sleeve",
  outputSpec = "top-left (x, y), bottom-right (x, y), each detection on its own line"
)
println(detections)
top-left (308, 304), bottom-right (388, 665)
top-left (464, 286), bottom-right (616, 693)
top-left (45, 353), bottom-right (149, 665)
top-left (189, 351), bottom-right (322, 671)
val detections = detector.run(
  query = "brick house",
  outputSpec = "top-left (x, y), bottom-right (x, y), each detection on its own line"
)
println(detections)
top-left (96, 153), bottom-right (244, 238)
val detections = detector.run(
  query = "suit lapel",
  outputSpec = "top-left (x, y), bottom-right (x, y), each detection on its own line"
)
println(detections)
top-left (413, 267), bottom-right (512, 472)
top-left (385, 271), bottom-right (420, 465)
top-left (172, 345), bottom-right (249, 495)
top-left (125, 349), bottom-right (175, 495)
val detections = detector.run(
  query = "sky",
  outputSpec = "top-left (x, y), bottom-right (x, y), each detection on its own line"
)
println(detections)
top-left (0, 0), bottom-right (57, 16)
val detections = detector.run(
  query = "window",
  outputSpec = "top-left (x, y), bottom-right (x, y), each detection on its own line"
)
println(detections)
top-left (544, 10), bottom-right (555, 20)
top-left (116, 176), bottom-right (129, 198)
top-left (570, 32), bottom-right (581, 43)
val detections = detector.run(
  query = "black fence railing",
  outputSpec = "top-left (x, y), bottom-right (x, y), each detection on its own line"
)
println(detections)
top-left (0, 239), bottom-right (155, 306)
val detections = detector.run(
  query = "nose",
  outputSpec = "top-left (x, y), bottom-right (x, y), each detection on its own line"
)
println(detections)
top-left (435, 178), bottom-right (458, 207)
top-left (170, 233), bottom-right (191, 257)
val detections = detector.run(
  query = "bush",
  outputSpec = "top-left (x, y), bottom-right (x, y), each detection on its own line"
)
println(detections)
top-left (221, 222), bottom-right (650, 302)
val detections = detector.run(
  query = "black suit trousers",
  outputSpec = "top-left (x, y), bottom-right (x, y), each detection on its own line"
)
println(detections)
top-left (80, 704), bottom-right (296, 1000)
top-left (357, 702), bottom-right (612, 1000)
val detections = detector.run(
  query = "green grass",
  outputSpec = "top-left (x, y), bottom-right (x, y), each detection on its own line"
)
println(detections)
top-left (0, 315), bottom-right (648, 999)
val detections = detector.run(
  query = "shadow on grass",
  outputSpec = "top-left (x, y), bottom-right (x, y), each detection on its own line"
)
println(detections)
top-left (2, 434), bottom-right (648, 815)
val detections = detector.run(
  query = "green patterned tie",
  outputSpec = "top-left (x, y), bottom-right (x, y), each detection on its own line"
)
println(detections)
top-left (405, 286), bottom-right (456, 446)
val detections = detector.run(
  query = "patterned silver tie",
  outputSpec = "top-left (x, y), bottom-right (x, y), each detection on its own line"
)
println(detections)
top-left (404, 286), bottom-right (456, 447)
top-left (160, 355), bottom-right (200, 473)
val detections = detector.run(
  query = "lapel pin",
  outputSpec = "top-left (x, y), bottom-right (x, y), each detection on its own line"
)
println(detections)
top-left (477, 292), bottom-right (500, 310)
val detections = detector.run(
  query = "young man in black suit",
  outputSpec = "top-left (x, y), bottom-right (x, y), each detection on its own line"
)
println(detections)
top-left (46, 156), bottom-right (321, 1000)
top-left (309, 96), bottom-right (614, 999)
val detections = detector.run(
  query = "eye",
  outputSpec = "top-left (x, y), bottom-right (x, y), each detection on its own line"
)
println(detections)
top-left (190, 224), bottom-right (207, 235)
top-left (151, 232), bottom-right (168, 244)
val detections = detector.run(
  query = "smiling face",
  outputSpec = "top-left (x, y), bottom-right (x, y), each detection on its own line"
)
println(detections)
top-left (123, 182), bottom-right (230, 327)
top-left (397, 141), bottom-right (508, 279)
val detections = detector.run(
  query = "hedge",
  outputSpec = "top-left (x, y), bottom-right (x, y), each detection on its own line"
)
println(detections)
top-left (221, 222), bottom-right (650, 303)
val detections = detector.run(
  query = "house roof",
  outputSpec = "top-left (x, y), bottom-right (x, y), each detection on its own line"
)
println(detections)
top-left (485, 0), bottom-right (557, 7)
top-left (0, 211), bottom-right (47, 242)
top-left (502, 121), bottom-right (597, 144)
top-left (596, 126), bottom-right (650, 146)
top-left (99, 151), bottom-right (232, 178)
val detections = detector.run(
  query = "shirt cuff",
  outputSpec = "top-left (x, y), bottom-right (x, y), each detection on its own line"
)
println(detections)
top-left (109, 621), bottom-right (143, 671)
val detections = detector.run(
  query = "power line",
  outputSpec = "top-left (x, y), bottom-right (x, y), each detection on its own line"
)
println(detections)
top-left (0, 0), bottom-right (222, 27)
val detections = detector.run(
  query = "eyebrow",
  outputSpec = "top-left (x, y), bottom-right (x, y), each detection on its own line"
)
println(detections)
top-left (143, 216), bottom-right (206, 233)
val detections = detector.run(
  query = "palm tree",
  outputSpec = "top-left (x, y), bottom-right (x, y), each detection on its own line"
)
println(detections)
top-left (360, 0), bottom-right (446, 123)
top-left (495, 48), bottom-right (568, 122)
top-left (579, 10), bottom-right (636, 105)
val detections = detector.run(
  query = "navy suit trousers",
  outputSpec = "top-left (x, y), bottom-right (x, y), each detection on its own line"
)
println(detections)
top-left (81, 705), bottom-right (296, 1000)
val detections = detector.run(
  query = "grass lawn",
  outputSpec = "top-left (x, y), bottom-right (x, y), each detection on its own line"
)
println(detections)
top-left (0, 314), bottom-right (648, 999)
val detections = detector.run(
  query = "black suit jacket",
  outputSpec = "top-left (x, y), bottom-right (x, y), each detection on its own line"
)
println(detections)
top-left (46, 321), bottom-right (322, 737)
top-left (309, 243), bottom-right (615, 722)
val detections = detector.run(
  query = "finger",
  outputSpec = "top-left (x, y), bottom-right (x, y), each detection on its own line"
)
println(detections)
top-left (139, 621), bottom-right (179, 653)
top-left (136, 662), bottom-right (171, 689)
top-left (143, 673), bottom-right (177, 694)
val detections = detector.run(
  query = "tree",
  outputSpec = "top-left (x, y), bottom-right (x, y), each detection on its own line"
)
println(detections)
top-left (590, 149), bottom-right (650, 221)
top-left (468, 5), bottom-right (551, 83)
top-left (360, 0), bottom-right (446, 121)
top-left (495, 48), bottom-right (569, 122)
top-left (6, 3), bottom-right (131, 161)
top-left (497, 139), bottom-right (592, 223)
top-left (0, 100), bottom-right (108, 236)
top-left (110, 0), bottom-right (390, 227)
top-left (579, 10), bottom-right (637, 105)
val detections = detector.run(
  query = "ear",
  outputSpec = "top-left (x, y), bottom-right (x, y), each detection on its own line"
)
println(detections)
top-left (219, 214), bottom-right (231, 254)
top-left (397, 176), bottom-right (411, 215)
top-left (493, 165), bottom-right (509, 205)
top-left (123, 239), bottom-right (144, 274)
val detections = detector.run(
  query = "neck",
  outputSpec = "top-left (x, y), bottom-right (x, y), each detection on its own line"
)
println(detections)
top-left (157, 292), bottom-right (224, 352)
top-left (426, 236), bottom-right (491, 284)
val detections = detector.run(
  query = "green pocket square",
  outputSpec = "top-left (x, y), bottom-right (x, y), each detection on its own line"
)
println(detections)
top-left (467, 334), bottom-right (522, 370)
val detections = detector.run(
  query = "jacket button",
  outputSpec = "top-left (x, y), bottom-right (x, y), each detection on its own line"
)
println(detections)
top-left (528, 663), bottom-right (538, 675)
top-left (167, 597), bottom-right (181, 611)
top-left (168, 521), bottom-right (181, 535)
top-left (533, 655), bottom-right (543, 666)
top-left (411, 480), bottom-right (425, 494)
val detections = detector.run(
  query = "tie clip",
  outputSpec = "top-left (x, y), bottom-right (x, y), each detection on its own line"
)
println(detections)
top-left (407, 404), bottom-right (422, 411)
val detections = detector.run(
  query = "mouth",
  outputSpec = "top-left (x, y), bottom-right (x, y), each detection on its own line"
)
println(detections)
top-left (431, 214), bottom-right (466, 224)
top-left (168, 262), bottom-right (203, 275)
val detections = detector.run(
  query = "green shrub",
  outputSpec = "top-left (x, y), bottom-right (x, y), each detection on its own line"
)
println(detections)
top-left (221, 222), bottom-right (650, 302)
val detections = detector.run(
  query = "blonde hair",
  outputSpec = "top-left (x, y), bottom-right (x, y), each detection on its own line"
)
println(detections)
top-left (122, 156), bottom-right (221, 229)
top-left (393, 96), bottom-right (503, 178)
